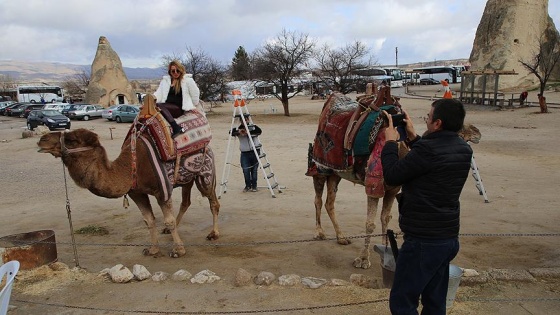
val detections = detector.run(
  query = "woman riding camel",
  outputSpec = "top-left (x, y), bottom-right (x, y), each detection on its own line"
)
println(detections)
top-left (153, 60), bottom-right (201, 138)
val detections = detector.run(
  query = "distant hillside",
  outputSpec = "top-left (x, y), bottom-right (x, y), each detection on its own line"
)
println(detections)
top-left (1, 59), bottom-right (470, 86)
top-left (0, 60), bottom-right (163, 84)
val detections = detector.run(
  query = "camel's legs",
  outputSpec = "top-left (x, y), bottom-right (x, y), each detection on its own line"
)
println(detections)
top-left (313, 174), bottom-right (348, 244)
top-left (175, 181), bottom-right (194, 227)
top-left (312, 175), bottom-right (327, 240)
top-left (154, 195), bottom-right (186, 258)
top-left (128, 192), bottom-right (163, 257)
top-left (324, 175), bottom-right (349, 245)
top-left (353, 195), bottom-right (381, 269)
top-left (195, 175), bottom-right (220, 241)
top-left (380, 186), bottom-right (399, 244)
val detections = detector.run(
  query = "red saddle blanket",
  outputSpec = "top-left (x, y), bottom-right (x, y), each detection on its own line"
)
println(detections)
top-left (130, 110), bottom-right (212, 162)
top-left (312, 92), bottom-right (358, 170)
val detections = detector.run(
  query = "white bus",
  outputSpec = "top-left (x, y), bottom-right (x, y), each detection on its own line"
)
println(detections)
top-left (382, 67), bottom-right (404, 88)
top-left (412, 66), bottom-right (462, 84)
top-left (16, 85), bottom-right (64, 103)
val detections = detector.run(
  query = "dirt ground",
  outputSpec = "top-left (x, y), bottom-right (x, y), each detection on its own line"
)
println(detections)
top-left (1, 85), bottom-right (559, 314)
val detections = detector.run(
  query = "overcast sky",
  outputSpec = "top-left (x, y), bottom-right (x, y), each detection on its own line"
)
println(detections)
top-left (0, 0), bottom-right (559, 68)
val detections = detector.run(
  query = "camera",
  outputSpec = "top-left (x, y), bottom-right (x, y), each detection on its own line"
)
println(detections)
top-left (391, 114), bottom-right (406, 127)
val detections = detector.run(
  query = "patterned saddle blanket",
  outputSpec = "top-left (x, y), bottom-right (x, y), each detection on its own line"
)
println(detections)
top-left (312, 92), bottom-right (358, 170)
top-left (128, 110), bottom-right (212, 162)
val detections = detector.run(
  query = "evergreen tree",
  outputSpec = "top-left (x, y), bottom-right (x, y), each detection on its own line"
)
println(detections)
top-left (231, 46), bottom-right (251, 81)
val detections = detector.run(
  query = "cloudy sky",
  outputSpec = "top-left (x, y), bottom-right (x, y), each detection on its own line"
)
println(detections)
top-left (0, 0), bottom-right (559, 68)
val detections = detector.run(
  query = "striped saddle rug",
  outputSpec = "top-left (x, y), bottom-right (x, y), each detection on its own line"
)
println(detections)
top-left (129, 109), bottom-right (212, 162)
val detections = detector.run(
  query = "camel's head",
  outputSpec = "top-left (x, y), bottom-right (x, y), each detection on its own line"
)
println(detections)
top-left (38, 128), bottom-right (101, 158)
top-left (458, 123), bottom-right (481, 144)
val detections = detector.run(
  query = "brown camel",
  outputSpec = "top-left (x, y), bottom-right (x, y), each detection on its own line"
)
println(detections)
top-left (37, 128), bottom-right (220, 258)
top-left (312, 100), bottom-right (481, 269)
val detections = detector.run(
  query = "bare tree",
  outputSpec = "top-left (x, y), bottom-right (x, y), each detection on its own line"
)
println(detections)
top-left (61, 69), bottom-right (90, 102)
top-left (253, 29), bottom-right (315, 116)
top-left (519, 29), bottom-right (560, 113)
top-left (162, 47), bottom-right (228, 102)
top-left (313, 41), bottom-right (376, 94)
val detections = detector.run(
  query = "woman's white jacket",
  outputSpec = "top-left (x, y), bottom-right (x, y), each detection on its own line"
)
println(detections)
top-left (154, 74), bottom-right (200, 111)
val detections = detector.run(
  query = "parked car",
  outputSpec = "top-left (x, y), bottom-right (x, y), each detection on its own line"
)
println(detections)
top-left (113, 105), bottom-right (140, 123)
top-left (1, 102), bottom-right (23, 116)
top-left (419, 78), bottom-right (440, 85)
top-left (42, 103), bottom-right (66, 112)
top-left (68, 104), bottom-right (105, 121)
top-left (20, 104), bottom-right (46, 118)
top-left (0, 100), bottom-right (16, 110)
top-left (5, 103), bottom-right (41, 117)
top-left (101, 105), bottom-right (121, 121)
top-left (61, 104), bottom-right (80, 117)
top-left (27, 109), bottom-right (71, 130)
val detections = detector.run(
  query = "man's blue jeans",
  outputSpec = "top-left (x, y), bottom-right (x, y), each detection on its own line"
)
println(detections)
top-left (240, 150), bottom-right (259, 189)
top-left (389, 235), bottom-right (459, 315)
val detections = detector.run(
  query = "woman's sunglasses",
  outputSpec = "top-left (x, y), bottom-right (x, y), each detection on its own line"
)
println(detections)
top-left (170, 69), bottom-right (181, 74)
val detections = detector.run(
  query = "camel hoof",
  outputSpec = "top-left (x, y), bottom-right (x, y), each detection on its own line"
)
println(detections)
top-left (314, 233), bottom-right (327, 241)
top-left (206, 231), bottom-right (219, 241)
top-left (161, 228), bottom-right (171, 234)
top-left (337, 238), bottom-right (352, 245)
top-left (169, 248), bottom-right (186, 258)
top-left (352, 257), bottom-right (371, 269)
top-left (142, 248), bottom-right (163, 257)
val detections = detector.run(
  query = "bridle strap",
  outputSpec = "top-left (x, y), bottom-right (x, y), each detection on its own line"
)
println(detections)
top-left (60, 131), bottom-right (94, 156)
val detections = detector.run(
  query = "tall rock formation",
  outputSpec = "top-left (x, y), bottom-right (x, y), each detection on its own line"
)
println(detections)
top-left (85, 36), bottom-right (136, 107)
top-left (469, 0), bottom-right (560, 90)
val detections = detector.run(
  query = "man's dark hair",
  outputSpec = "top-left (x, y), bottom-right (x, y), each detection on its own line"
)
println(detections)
top-left (431, 98), bottom-right (466, 132)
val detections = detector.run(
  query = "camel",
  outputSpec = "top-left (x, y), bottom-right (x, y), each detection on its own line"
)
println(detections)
top-left (37, 128), bottom-right (220, 258)
top-left (310, 90), bottom-right (481, 269)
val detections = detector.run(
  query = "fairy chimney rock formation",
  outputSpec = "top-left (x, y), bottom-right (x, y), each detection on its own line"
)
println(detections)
top-left (85, 36), bottom-right (135, 107)
top-left (469, 0), bottom-right (560, 89)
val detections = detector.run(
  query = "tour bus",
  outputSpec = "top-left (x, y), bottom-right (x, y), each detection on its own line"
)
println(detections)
top-left (352, 68), bottom-right (393, 87)
top-left (412, 66), bottom-right (462, 84)
top-left (16, 85), bottom-right (64, 103)
top-left (382, 67), bottom-right (404, 88)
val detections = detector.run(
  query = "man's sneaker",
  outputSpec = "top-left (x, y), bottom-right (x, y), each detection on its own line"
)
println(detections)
top-left (251, 188), bottom-right (258, 192)
top-left (243, 187), bottom-right (250, 193)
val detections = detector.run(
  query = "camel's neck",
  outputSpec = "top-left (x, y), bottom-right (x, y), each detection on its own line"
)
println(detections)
top-left (64, 143), bottom-right (132, 198)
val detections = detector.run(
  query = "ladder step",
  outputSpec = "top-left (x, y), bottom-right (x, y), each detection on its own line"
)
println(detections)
top-left (270, 183), bottom-right (279, 189)
top-left (259, 152), bottom-right (266, 158)
top-left (234, 114), bottom-right (251, 118)
top-left (262, 163), bottom-right (270, 169)
top-left (267, 173), bottom-right (275, 179)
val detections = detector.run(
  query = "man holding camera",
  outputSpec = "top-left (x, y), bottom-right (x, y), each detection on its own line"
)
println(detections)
top-left (232, 123), bottom-right (262, 192)
top-left (381, 99), bottom-right (473, 314)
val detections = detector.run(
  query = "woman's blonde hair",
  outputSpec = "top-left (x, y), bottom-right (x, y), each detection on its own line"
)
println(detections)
top-left (167, 60), bottom-right (186, 94)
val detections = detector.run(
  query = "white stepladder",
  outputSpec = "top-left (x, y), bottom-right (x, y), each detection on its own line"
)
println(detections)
top-left (218, 90), bottom-right (283, 198)
top-left (470, 146), bottom-right (489, 203)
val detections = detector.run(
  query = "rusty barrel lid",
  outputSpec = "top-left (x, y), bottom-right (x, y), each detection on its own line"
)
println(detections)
top-left (0, 230), bottom-right (58, 270)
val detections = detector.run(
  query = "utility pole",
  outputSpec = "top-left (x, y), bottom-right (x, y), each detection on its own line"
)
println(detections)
top-left (395, 47), bottom-right (398, 68)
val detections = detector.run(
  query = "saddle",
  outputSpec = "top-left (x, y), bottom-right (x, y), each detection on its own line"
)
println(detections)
top-left (344, 85), bottom-right (399, 151)
top-left (309, 86), bottom-right (405, 197)
top-left (132, 95), bottom-right (212, 162)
